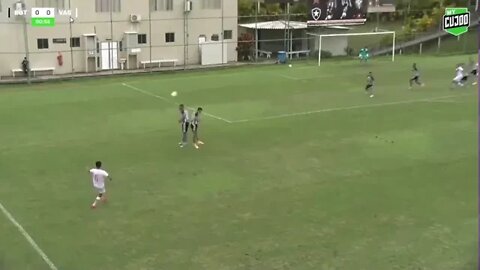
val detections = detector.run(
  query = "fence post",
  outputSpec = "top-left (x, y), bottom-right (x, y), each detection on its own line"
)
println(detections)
top-left (437, 36), bottom-right (441, 53)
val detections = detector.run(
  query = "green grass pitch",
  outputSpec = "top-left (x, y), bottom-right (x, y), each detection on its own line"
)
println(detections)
top-left (0, 55), bottom-right (477, 270)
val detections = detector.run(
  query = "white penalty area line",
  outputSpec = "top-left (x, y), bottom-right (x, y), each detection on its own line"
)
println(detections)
top-left (121, 83), bottom-right (233, 124)
top-left (231, 93), bottom-right (475, 124)
top-left (0, 201), bottom-right (59, 270)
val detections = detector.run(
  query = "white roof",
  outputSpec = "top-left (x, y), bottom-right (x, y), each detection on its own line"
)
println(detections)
top-left (239, 20), bottom-right (308, 30)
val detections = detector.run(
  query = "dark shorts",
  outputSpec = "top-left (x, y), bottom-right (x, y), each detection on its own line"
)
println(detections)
top-left (181, 122), bottom-right (189, 133)
top-left (411, 76), bottom-right (419, 81)
top-left (365, 84), bottom-right (373, 90)
top-left (190, 123), bottom-right (198, 132)
top-left (461, 75), bottom-right (469, 82)
top-left (471, 69), bottom-right (477, 76)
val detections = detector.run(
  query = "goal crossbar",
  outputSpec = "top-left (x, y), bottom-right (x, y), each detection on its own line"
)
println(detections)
top-left (307, 31), bottom-right (396, 66)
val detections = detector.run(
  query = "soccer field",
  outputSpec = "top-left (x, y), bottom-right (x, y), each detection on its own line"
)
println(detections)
top-left (0, 55), bottom-right (477, 270)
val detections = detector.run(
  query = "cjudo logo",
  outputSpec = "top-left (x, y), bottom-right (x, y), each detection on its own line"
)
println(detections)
top-left (443, 7), bottom-right (470, 36)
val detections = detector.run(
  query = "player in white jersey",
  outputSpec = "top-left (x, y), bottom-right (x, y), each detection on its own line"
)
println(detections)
top-left (178, 104), bottom-right (190, 148)
top-left (451, 65), bottom-right (465, 88)
top-left (88, 161), bottom-right (112, 209)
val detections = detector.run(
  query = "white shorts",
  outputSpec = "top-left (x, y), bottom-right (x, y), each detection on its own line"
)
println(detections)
top-left (453, 75), bottom-right (463, 82)
top-left (94, 186), bottom-right (106, 194)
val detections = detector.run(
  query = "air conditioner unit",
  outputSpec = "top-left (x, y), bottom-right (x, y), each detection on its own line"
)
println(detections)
top-left (130, 14), bottom-right (141, 23)
top-left (185, 1), bottom-right (192, 12)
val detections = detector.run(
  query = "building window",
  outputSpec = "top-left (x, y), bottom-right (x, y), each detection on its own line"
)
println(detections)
top-left (35, 0), bottom-right (65, 9)
top-left (138, 34), bottom-right (147, 44)
top-left (52, 38), bottom-right (67, 44)
top-left (95, 0), bottom-right (121, 12)
top-left (37, 38), bottom-right (49, 49)
top-left (211, 34), bottom-right (219, 41)
top-left (70, 37), bottom-right (80, 47)
top-left (165, 32), bottom-right (175, 43)
top-left (223, 30), bottom-right (232, 40)
top-left (150, 0), bottom-right (173, 11)
top-left (201, 0), bottom-right (221, 9)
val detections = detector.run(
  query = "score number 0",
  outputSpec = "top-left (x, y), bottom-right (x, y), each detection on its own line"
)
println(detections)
top-left (31, 8), bottom-right (55, 18)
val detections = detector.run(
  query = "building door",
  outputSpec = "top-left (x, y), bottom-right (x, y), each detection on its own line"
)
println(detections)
top-left (100, 42), bottom-right (119, 70)
top-left (128, 55), bottom-right (137, 69)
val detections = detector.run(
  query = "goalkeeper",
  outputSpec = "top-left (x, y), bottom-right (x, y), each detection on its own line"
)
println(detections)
top-left (359, 48), bottom-right (369, 63)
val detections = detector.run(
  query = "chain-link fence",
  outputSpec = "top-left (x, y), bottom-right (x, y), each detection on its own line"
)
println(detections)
top-left (0, 0), bottom-right (477, 82)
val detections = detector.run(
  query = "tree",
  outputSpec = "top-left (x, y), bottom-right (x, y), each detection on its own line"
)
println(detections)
top-left (239, 0), bottom-right (255, 17)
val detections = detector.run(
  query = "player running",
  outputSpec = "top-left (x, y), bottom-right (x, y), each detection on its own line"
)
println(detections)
top-left (365, 72), bottom-right (375, 98)
top-left (409, 63), bottom-right (425, 89)
top-left (191, 107), bottom-right (204, 149)
top-left (178, 104), bottom-right (190, 148)
top-left (451, 64), bottom-right (465, 88)
top-left (88, 161), bottom-right (112, 209)
top-left (467, 58), bottom-right (478, 85)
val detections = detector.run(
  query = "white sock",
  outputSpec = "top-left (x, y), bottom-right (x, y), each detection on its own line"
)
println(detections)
top-left (92, 196), bottom-right (101, 206)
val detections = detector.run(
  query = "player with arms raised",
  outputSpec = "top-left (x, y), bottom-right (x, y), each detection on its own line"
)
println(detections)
top-left (88, 161), bottom-right (112, 209)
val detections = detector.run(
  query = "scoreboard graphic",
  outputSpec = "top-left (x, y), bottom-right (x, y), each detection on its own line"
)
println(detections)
top-left (31, 8), bottom-right (55, 27)
top-left (10, 4), bottom-right (76, 27)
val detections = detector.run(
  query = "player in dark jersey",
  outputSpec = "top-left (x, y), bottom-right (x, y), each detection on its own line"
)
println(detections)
top-left (365, 72), bottom-right (375, 98)
top-left (191, 107), bottom-right (204, 149)
top-left (178, 104), bottom-right (190, 148)
top-left (471, 62), bottom-right (478, 85)
top-left (409, 63), bottom-right (425, 89)
top-left (466, 58), bottom-right (478, 85)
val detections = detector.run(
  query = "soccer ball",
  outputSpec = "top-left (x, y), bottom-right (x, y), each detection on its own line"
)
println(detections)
top-left (288, 64), bottom-right (292, 68)
top-left (171, 91), bottom-right (178, 97)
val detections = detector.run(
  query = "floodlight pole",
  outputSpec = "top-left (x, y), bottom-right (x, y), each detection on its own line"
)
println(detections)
top-left (21, 1), bottom-right (31, 84)
top-left (254, 1), bottom-right (259, 61)
top-left (109, 0), bottom-right (113, 74)
top-left (149, 0), bottom-right (152, 73)
top-left (68, 0), bottom-right (74, 79)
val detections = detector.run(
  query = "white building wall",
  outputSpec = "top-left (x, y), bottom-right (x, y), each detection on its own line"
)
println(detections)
top-left (0, 0), bottom-right (238, 77)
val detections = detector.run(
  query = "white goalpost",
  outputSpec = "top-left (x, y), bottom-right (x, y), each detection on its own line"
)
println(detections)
top-left (307, 31), bottom-right (396, 66)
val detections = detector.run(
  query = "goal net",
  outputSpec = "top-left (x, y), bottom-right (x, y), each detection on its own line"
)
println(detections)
top-left (307, 31), bottom-right (396, 66)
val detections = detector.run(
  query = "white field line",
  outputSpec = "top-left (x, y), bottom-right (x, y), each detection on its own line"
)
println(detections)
top-left (121, 83), bottom-right (233, 124)
top-left (0, 201), bottom-right (58, 270)
top-left (231, 93), bottom-right (475, 123)
top-left (275, 73), bottom-right (334, 81)
top-left (423, 99), bottom-right (462, 103)
top-left (276, 74), bottom-right (301, 80)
